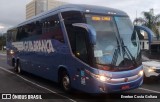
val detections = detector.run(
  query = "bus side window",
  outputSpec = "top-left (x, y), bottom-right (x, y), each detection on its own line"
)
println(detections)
top-left (41, 14), bottom-right (64, 43)
top-left (7, 31), bottom-right (13, 42)
top-left (16, 27), bottom-right (26, 41)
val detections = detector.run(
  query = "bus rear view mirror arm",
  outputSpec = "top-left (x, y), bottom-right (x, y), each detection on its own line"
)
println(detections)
top-left (72, 23), bottom-right (96, 45)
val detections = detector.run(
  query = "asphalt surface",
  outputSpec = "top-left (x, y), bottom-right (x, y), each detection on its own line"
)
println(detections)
top-left (0, 54), bottom-right (160, 102)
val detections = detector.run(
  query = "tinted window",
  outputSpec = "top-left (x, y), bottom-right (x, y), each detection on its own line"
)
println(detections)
top-left (75, 27), bottom-right (89, 63)
top-left (16, 14), bottom-right (64, 42)
top-left (7, 31), bottom-right (12, 42)
top-left (10, 29), bottom-right (18, 42)
top-left (62, 11), bottom-right (85, 52)
top-left (62, 11), bottom-right (89, 63)
top-left (17, 21), bottom-right (42, 41)
top-left (41, 14), bottom-right (64, 42)
top-left (7, 28), bottom-right (17, 42)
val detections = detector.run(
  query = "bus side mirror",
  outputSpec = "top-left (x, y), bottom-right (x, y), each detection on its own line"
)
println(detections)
top-left (72, 23), bottom-right (96, 45)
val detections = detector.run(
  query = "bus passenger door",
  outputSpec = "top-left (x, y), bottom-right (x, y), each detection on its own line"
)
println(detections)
top-left (62, 11), bottom-right (92, 90)
top-left (74, 27), bottom-right (89, 64)
top-left (73, 27), bottom-right (91, 89)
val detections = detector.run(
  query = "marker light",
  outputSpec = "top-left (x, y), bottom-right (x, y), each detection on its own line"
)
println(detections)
top-left (76, 52), bottom-right (80, 56)
top-left (138, 70), bottom-right (143, 76)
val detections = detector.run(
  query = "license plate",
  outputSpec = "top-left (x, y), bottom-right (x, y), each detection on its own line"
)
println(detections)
top-left (121, 85), bottom-right (130, 90)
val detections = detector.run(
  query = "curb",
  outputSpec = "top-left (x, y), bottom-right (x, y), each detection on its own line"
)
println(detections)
top-left (0, 53), bottom-right (6, 56)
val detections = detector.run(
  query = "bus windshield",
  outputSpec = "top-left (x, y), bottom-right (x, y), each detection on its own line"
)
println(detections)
top-left (85, 14), bottom-right (141, 71)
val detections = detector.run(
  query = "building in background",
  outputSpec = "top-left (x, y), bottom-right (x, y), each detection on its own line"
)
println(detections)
top-left (139, 30), bottom-right (150, 50)
top-left (26, 0), bottom-right (67, 19)
top-left (157, 26), bottom-right (160, 34)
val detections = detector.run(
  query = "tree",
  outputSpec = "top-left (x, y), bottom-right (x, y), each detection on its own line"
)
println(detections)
top-left (0, 33), bottom-right (6, 50)
top-left (133, 9), bottom-right (160, 40)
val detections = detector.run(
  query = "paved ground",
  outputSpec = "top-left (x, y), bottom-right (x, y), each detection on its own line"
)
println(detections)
top-left (0, 54), bottom-right (160, 102)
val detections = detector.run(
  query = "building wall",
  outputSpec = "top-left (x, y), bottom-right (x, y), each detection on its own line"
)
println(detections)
top-left (140, 40), bottom-right (149, 50)
top-left (47, 0), bottom-right (66, 10)
top-left (26, 0), bottom-right (36, 19)
top-left (26, 0), bottom-right (67, 19)
top-left (36, 0), bottom-right (48, 15)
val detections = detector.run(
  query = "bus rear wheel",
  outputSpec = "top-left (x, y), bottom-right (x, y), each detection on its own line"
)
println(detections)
top-left (61, 71), bottom-right (71, 92)
top-left (13, 59), bottom-right (17, 72)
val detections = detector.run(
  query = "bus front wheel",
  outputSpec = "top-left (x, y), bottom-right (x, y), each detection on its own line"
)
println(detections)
top-left (61, 71), bottom-right (71, 92)
top-left (15, 60), bottom-right (22, 74)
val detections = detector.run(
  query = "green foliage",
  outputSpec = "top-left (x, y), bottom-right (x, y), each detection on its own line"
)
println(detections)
top-left (0, 33), bottom-right (6, 50)
top-left (133, 9), bottom-right (160, 40)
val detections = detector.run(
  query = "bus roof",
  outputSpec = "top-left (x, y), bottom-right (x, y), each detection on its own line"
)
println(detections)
top-left (8, 4), bottom-right (128, 30)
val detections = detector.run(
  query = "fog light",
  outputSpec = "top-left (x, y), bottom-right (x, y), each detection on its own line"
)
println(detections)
top-left (138, 70), bottom-right (143, 76)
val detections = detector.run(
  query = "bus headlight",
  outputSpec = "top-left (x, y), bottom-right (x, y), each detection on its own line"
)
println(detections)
top-left (99, 75), bottom-right (106, 82)
top-left (98, 75), bottom-right (110, 82)
top-left (10, 50), bottom-right (14, 54)
top-left (138, 70), bottom-right (143, 76)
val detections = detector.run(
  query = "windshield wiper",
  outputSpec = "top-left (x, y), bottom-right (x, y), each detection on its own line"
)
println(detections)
top-left (111, 35), bottom-right (137, 68)
top-left (120, 38), bottom-right (137, 67)
top-left (111, 37), bottom-right (121, 66)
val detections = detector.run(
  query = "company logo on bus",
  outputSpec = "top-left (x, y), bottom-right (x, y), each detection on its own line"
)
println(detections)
top-left (124, 78), bottom-right (128, 82)
top-left (12, 40), bottom-right (55, 53)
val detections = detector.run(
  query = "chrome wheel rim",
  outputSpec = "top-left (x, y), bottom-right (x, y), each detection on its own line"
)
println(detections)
top-left (62, 75), bottom-right (70, 90)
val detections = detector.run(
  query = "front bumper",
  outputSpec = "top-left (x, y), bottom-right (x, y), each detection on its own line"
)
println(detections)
top-left (94, 75), bottom-right (143, 93)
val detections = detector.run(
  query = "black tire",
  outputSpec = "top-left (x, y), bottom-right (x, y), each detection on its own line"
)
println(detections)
top-left (60, 71), bottom-right (71, 92)
top-left (13, 60), bottom-right (18, 72)
top-left (15, 60), bottom-right (22, 74)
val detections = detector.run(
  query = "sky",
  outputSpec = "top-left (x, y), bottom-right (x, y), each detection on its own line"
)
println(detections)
top-left (0, 0), bottom-right (160, 33)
